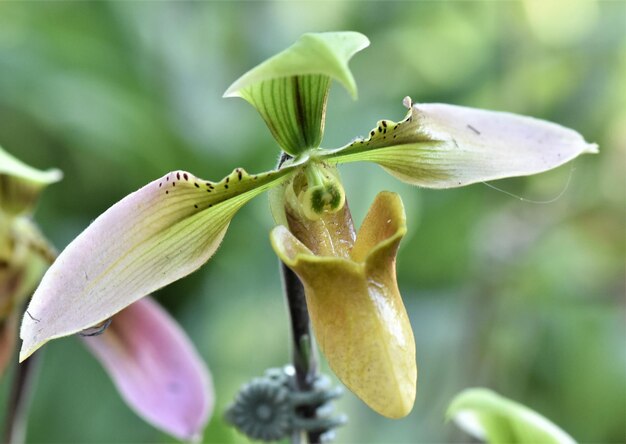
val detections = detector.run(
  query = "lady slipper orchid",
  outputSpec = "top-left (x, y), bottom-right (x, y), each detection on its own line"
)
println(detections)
top-left (0, 146), bottom-right (213, 441)
top-left (19, 31), bottom-right (597, 425)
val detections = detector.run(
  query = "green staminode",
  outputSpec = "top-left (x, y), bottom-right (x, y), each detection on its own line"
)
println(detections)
top-left (299, 163), bottom-right (346, 220)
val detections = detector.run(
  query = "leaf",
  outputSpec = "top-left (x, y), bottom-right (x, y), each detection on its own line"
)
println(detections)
top-left (271, 192), bottom-right (416, 418)
top-left (0, 145), bottom-right (62, 216)
top-left (19, 166), bottom-right (293, 361)
top-left (447, 388), bottom-right (577, 444)
top-left (224, 32), bottom-right (370, 155)
top-left (323, 99), bottom-right (598, 188)
top-left (82, 297), bottom-right (213, 441)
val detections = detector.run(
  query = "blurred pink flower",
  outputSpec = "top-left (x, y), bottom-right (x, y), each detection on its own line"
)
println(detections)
top-left (0, 145), bottom-right (213, 441)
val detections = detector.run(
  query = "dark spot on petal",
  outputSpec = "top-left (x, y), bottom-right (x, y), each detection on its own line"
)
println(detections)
top-left (225, 176), bottom-right (230, 183)
top-left (194, 183), bottom-right (199, 188)
top-left (209, 204), bottom-right (213, 207)
top-left (159, 183), bottom-right (162, 187)
top-left (26, 311), bottom-right (40, 323)
top-left (183, 173), bottom-right (189, 180)
top-left (378, 126), bottom-right (382, 133)
top-left (467, 124), bottom-right (481, 135)
top-left (224, 184), bottom-right (229, 189)
top-left (166, 177), bottom-right (170, 181)
top-left (166, 190), bottom-right (169, 194)
top-left (194, 204), bottom-right (198, 208)
top-left (382, 120), bottom-right (387, 127)
top-left (176, 172), bottom-right (180, 180)
top-left (393, 135), bottom-right (397, 138)
top-left (370, 130), bottom-right (375, 137)
top-left (253, 176), bottom-right (258, 180)
top-left (173, 182), bottom-right (176, 187)
top-left (237, 170), bottom-right (243, 180)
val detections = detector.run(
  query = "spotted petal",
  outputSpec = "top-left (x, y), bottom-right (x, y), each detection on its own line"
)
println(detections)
top-left (20, 167), bottom-right (292, 361)
top-left (271, 192), bottom-right (416, 418)
top-left (324, 100), bottom-right (598, 188)
top-left (0, 145), bottom-right (62, 216)
top-left (82, 297), bottom-right (213, 442)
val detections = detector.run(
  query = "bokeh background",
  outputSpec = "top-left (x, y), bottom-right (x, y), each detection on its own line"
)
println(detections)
top-left (0, 1), bottom-right (624, 443)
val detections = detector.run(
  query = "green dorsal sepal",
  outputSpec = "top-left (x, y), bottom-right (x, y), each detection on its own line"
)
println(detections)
top-left (224, 32), bottom-right (370, 155)
top-left (239, 75), bottom-right (331, 155)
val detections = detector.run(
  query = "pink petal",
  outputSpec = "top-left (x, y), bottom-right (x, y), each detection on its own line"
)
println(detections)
top-left (81, 297), bottom-right (213, 441)
top-left (20, 168), bottom-right (291, 361)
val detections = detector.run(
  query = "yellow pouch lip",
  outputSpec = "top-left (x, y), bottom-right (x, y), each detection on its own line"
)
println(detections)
top-left (270, 191), bottom-right (416, 419)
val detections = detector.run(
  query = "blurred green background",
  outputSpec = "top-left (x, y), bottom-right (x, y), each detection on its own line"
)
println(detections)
top-left (0, 1), bottom-right (624, 443)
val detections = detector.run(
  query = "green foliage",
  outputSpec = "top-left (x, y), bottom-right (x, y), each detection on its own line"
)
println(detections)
top-left (447, 388), bottom-right (575, 444)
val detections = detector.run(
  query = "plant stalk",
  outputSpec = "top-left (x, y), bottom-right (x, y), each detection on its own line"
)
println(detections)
top-left (3, 351), bottom-right (41, 444)
top-left (277, 150), bottom-right (324, 444)
top-left (280, 262), bottom-right (322, 444)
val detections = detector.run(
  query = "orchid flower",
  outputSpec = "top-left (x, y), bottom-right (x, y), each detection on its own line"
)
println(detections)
top-left (19, 31), bottom-right (597, 425)
top-left (0, 146), bottom-right (213, 441)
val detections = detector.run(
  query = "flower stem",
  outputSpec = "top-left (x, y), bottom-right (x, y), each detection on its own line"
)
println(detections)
top-left (280, 262), bottom-right (322, 444)
top-left (278, 150), bottom-right (324, 444)
top-left (3, 350), bottom-right (41, 444)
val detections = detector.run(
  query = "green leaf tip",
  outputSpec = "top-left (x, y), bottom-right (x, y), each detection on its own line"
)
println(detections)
top-left (223, 32), bottom-right (369, 155)
top-left (223, 32), bottom-right (370, 100)
top-left (447, 388), bottom-right (576, 444)
top-left (0, 145), bottom-right (62, 216)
